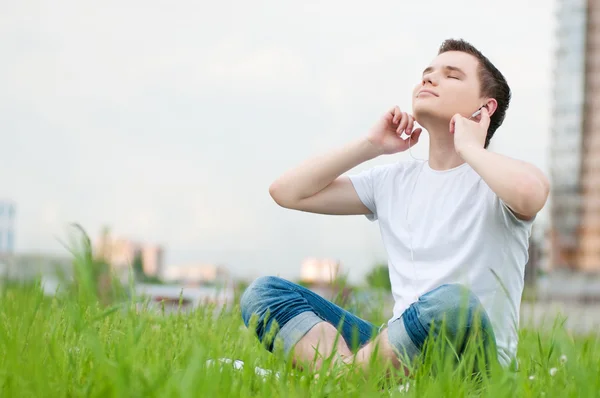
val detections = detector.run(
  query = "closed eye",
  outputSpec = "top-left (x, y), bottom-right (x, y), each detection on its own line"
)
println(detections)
top-left (448, 75), bottom-right (460, 80)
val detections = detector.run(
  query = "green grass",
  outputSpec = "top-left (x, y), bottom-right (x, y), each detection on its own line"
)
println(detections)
top-left (0, 232), bottom-right (599, 397)
top-left (1, 281), bottom-right (598, 397)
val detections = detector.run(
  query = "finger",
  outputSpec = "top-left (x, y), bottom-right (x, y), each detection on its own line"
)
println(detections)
top-left (479, 107), bottom-right (491, 129)
top-left (406, 115), bottom-right (414, 134)
top-left (411, 128), bottom-right (423, 143)
top-left (393, 106), bottom-right (402, 124)
top-left (397, 112), bottom-right (409, 134)
top-left (401, 128), bottom-right (422, 149)
top-left (385, 106), bottom-right (397, 124)
top-left (395, 111), bottom-right (403, 133)
top-left (449, 113), bottom-right (462, 134)
top-left (396, 113), bottom-right (407, 134)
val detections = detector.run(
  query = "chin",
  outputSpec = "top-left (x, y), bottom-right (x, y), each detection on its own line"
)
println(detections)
top-left (413, 102), bottom-right (453, 126)
top-left (412, 104), bottom-right (437, 124)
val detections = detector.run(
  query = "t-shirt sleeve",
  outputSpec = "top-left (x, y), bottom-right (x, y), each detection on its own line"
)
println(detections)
top-left (347, 165), bottom-right (389, 221)
top-left (498, 198), bottom-right (536, 228)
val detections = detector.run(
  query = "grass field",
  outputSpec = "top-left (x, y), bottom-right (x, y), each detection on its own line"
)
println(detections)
top-left (1, 236), bottom-right (599, 397)
top-left (1, 281), bottom-right (599, 397)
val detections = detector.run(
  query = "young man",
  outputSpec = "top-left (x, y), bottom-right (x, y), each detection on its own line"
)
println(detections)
top-left (240, 39), bottom-right (549, 372)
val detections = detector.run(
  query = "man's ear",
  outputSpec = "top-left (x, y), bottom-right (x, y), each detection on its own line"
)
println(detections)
top-left (484, 99), bottom-right (498, 117)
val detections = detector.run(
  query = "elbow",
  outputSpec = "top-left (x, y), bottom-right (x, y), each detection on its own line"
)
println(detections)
top-left (269, 181), bottom-right (294, 208)
top-left (268, 182), bottom-right (283, 205)
top-left (514, 173), bottom-right (550, 217)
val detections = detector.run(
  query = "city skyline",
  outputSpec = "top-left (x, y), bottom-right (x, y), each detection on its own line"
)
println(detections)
top-left (1, 0), bottom-right (556, 283)
top-left (549, 0), bottom-right (600, 272)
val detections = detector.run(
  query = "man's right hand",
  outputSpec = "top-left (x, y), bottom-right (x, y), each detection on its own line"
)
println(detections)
top-left (269, 106), bottom-right (422, 216)
top-left (367, 106), bottom-right (423, 155)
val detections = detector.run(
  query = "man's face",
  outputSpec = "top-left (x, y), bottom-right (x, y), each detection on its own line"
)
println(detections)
top-left (412, 51), bottom-right (483, 125)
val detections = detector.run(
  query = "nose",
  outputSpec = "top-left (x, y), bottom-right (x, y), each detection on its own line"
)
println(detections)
top-left (422, 72), bottom-right (437, 86)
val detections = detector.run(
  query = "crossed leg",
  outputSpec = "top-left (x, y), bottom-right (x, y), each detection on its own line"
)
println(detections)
top-left (240, 276), bottom-right (497, 376)
top-left (291, 320), bottom-right (405, 375)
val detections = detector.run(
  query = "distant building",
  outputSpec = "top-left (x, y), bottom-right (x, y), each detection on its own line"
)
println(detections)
top-left (0, 200), bottom-right (16, 256)
top-left (549, 0), bottom-right (600, 271)
top-left (162, 264), bottom-right (230, 285)
top-left (140, 244), bottom-right (164, 277)
top-left (95, 233), bottom-right (164, 279)
top-left (300, 258), bottom-right (339, 284)
top-left (0, 252), bottom-right (72, 281)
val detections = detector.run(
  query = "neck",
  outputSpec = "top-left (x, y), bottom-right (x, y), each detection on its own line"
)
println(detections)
top-left (423, 119), bottom-right (465, 171)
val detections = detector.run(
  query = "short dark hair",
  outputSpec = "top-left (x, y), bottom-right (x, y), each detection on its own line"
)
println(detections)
top-left (438, 39), bottom-right (511, 148)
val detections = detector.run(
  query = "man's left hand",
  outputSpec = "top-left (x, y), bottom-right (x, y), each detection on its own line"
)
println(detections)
top-left (450, 107), bottom-right (490, 157)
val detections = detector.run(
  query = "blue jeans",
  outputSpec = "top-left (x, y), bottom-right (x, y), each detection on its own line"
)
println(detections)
top-left (240, 276), bottom-right (497, 365)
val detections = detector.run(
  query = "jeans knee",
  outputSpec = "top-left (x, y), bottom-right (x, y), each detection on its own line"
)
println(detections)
top-left (438, 283), bottom-right (480, 307)
top-left (240, 276), bottom-right (282, 326)
top-left (403, 283), bottom-right (496, 358)
top-left (424, 284), bottom-right (496, 361)
top-left (422, 284), bottom-right (487, 329)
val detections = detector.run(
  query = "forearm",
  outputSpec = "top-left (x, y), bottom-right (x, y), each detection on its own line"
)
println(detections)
top-left (459, 146), bottom-right (549, 218)
top-left (269, 137), bottom-right (381, 202)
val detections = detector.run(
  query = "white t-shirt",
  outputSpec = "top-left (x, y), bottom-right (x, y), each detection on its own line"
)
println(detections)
top-left (348, 159), bottom-right (533, 367)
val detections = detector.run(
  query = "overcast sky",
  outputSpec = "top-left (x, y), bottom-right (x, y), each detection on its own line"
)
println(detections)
top-left (1, 0), bottom-right (556, 282)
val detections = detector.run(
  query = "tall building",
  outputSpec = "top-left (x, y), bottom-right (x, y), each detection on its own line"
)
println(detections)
top-left (0, 200), bottom-right (16, 255)
top-left (95, 233), bottom-right (164, 279)
top-left (550, 0), bottom-right (600, 271)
